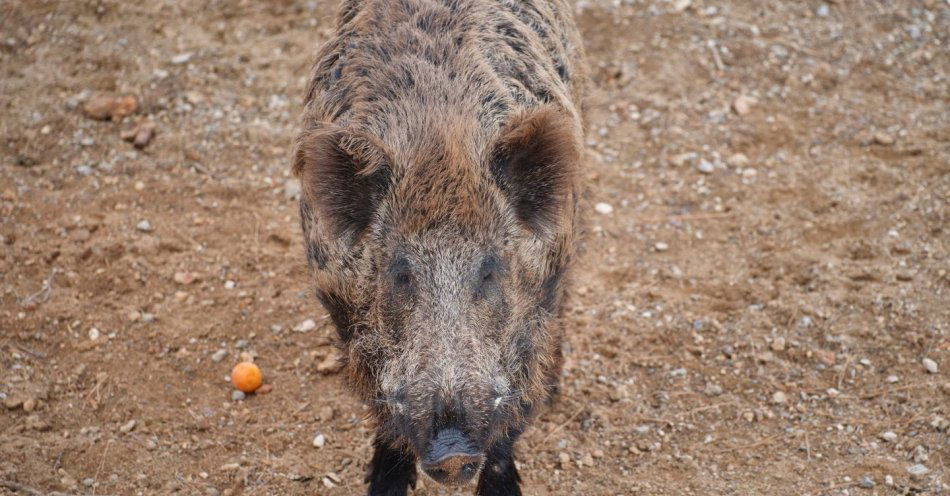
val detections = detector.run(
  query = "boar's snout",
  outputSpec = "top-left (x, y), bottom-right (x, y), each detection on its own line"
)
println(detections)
top-left (421, 427), bottom-right (484, 485)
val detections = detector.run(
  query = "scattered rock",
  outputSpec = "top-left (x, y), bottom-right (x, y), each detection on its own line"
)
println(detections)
top-left (906, 464), bottom-right (929, 476)
top-left (726, 153), bottom-right (750, 168)
top-left (732, 95), bottom-right (758, 115)
top-left (211, 349), bottom-right (228, 363)
top-left (880, 431), bottom-right (897, 442)
top-left (22, 397), bottom-right (37, 412)
top-left (219, 463), bottom-right (241, 472)
top-left (857, 476), bottom-right (874, 489)
top-left (88, 327), bottom-right (100, 340)
top-left (654, 242), bottom-right (669, 252)
top-left (671, 0), bottom-right (691, 12)
top-left (83, 94), bottom-right (138, 121)
top-left (136, 220), bottom-right (152, 232)
top-left (873, 131), bottom-right (895, 146)
top-left (312, 433), bottom-right (326, 448)
top-left (173, 271), bottom-right (198, 285)
top-left (557, 452), bottom-right (570, 468)
top-left (771, 391), bottom-right (787, 404)
top-left (120, 120), bottom-right (156, 149)
top-left (317, 350), bottom-right (345, 374)
top-left (886, 375), bottom-right (899, 383)
top-left (120, 419), bottom-right (137, 433)
top-left (704, 382), bottom-right (723, 396)
top-left (231, 390), bottom-right (246, 402)
top-left (921, 357), bottom-right (938, 374)
top-left (82, 478), bottom-right (95, 488)
top-left (884, 475), bottom-right (894, 486)
top-left (814, 349), bottom-right (836, 366)
top-left (171, 52), bottom-right (193, 64)
top-left (257, 383), bottom-right (273, 395)
top-left (594, 202), bottom-right (613, 215)
top-left (294, 319), bottom-right (317, 333)
top-left (224, 280), bottom-right (236, 290)
top-left (770, 337), bottom-right (786, 352)
top-left (697, 159), bottom-right (715, 174)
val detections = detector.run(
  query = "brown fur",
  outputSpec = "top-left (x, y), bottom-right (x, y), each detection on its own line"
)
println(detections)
top-left (293, 0), bottom-right (586, 488)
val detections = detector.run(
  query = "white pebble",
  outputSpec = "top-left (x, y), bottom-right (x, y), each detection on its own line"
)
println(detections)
top-left (312, 433), bottom-right (326, 448)
top-left (885, 375), bottom-right (899, 383)
top-left (88, 327), bottom-right (100, 340)
top-left (906, 464), bottom-right (929, 476)
top-left (654, 242), bottom-right (669, 252)
top-left (224, 280), bottom-right (236, 290)
top-left (211, 349), bottom-right (228, 363)
top-left (594, 202), bottom-right (613, 215)
top-left (921, 358), bottom-right (938, 374)
top-left (816, 4), bottom-right (830, 17)
top-left (697, 160), bottom-right (715, 174)
top-left (136, 220), bottom-right (152, 232)
top-left (171, 52), bottom-right (193, 64)
top-left (881, 431), bottom-right (897, 442)
top-left (771, 391), bottom-right (787, 404)
top-left (231, 390), bottom-right (245, 401)
top-left (294, 319), bottom-right (317, 333)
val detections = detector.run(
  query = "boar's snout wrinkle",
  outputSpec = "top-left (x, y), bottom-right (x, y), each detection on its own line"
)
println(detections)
top-left (292, 0), bottom-right (586, 493)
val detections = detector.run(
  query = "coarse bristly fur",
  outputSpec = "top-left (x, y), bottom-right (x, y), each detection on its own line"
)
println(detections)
top-left (293, 0), bottom-right (586, 494)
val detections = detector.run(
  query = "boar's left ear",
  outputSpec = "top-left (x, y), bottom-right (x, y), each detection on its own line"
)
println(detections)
top-left (293, 125), bottom-right (391, 239)
top-left (490, 105), bottom-right (579, 235)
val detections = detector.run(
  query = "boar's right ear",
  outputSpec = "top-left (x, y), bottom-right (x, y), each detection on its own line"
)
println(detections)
top-left (293, 126), bottom-right (391, 239)
top-left (490, 105), bottom-right (579, 235)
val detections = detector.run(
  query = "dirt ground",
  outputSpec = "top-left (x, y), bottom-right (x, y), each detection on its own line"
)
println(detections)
top-left (1, 0), bottom-right (948, 495)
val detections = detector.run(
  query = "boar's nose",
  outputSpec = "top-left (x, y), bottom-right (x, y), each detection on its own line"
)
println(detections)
top-left (421, 427), bottom-right (484, 485)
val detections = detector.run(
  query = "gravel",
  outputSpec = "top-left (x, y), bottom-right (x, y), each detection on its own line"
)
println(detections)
top-left (921, 357), bottom-right (938, 374)
top-left (771, 391), bottom-right (787, 404)
top-left (880, 431), bottom-right (897, 442)
top-left (906, 464), bottom-right (929, 476)
top-left (857, 476), bottom-right (874, 489)
top-left (136, 220), bottom-right (152, 232)
top-left (119, 420), bottom-right (137, 434)
top-left (294, 319), bottom-right (317, 333)
top-left (594, 202), bottom-right (614, 214)
top-left (697, 159), bottom-right (715, 174)
top-left (231, 390), bottom-right (245, 402)
top-left (312, 433), bottom-right (326, 448)
top-left (211, 349), bottom-right (228, 363)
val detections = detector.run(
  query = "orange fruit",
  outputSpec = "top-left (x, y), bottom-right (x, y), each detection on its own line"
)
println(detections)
top-left (230, 362), bottom-right (263, 393)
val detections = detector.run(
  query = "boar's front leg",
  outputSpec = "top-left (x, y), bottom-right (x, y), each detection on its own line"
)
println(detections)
top-left (366, 436), bottom-right (417, 496)
top-left (475, 434), bottom-right (522, 496)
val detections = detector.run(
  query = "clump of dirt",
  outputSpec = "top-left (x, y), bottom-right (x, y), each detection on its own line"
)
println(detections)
top-left (1, 1), bottom-right (947, 495)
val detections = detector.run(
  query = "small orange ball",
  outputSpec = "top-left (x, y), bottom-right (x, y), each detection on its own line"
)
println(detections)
top-left (230, 362), bottom-right (263, 393)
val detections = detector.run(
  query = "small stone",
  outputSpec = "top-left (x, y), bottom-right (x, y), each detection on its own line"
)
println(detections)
top-left (771, 391), bottom-right (787, 404)
top-left (22, 398), bottom-right (37, 412)
top-left (211, 349), bottom-right (228, 363)
top-left (312, 433), bottom-right (326, 448)
top-left (884, 475), bottom-right (894, 486)
top-left (826, 388), bottom-right (840, 398)
top-left (83, 95), bottom-right (138, 121)
top-left (858, 476), bottom-right (874, 489)
top-left (224, 280), bottom-right (236, 290)
top-left (880, 431), bottom-right (897, 442)
top-left (231, 390), bottom-right (246, 402)
top-left (141, 313), bottom-right (156, 323)
top-left (732, 95), bottom-right (758, 115)
top-left (592, 449), bottom-right (604, 459)
top-left (654, 242), bottom-right (669, 252)
top-left (726, 153), bottom-right (750, 168)
top-left (136, 220), bottom-right (152, 232)
top-left (294, 319), bottom-right (317, 333)
top-left (557, 452), bottom-right (570, 468)
top-left (83, 478), bottom-right (95, 488)
top-left (581, 453), bottom-right (594, 466)
top-left (922, 358), bottom-right (938, 374)
top-left (120, 420), bottom-right (137, 433)
top-left (873, 131), bottom-right (895, 146)
top-left (174, 291), bottom-right (188, 302)
top-left (235, 340), bottom-right (249, 349)
top-left (886, 375), bottom-right (899, 383)
top-left (742, 411), bottom-right (755, 422)
top-left (171, 52), bottom-right (193, 64)
top-left (88, 327), bottom-right (100, 340)
top-left (132, 121), bottom-right (156, 148)
top-left (670, 368), bottom-right (686, 378)
top-left (594, 202), bottom-right (613, 215)
top-left (173, 271), bottom-right (197, 285)
top-left (770, 337), bottom-right (786, 352)
top-left (219, 463), bottom-right (240, 472)
top-left (671, 0), bottom-right (691, 12)
top-left (906, 464), bottom-right (929, 476)
top-left (816, 4), bottom-right (830, 17)
top-left (704, 382), bottom-right (723, 396)
top-left (238, 351), bottom-right (254, 363)
top-left (257, 383), bottom-right (273, 395)
top-left (697, 159), bottom-right (715, 174)
top-left (814, 349), bottom-right (836, 366)
top-left (134, 181), bottom-right (145, 191)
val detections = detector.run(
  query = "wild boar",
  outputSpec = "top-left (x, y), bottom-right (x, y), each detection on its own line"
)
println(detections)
top-left (293, 0), bottom-right (586, 494)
